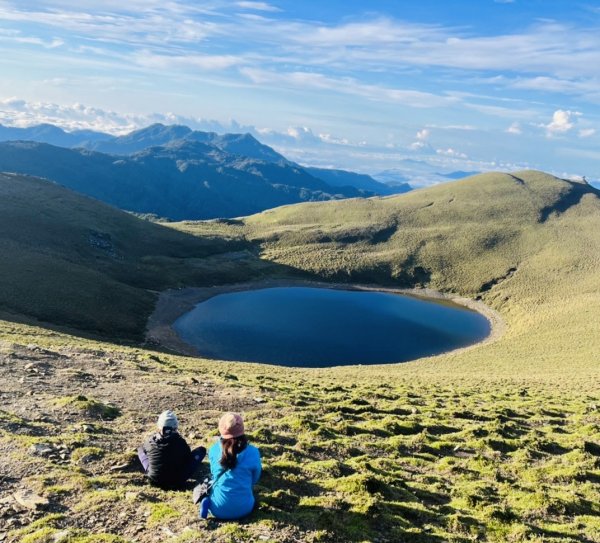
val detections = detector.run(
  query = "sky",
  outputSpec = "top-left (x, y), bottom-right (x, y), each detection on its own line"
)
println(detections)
top-left (1, 0), bottom-right (600, 185)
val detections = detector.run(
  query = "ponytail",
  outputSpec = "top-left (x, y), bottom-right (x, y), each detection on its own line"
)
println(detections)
top-left (220, 435), bottom-right (248, 470)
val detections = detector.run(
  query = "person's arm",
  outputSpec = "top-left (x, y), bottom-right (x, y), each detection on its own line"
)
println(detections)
top-left (209, 442), bottom-right (222, 478)
top-left (251, 448), bottom-right (262, 485)
top-left (179, 434), bottom-right (192, 458)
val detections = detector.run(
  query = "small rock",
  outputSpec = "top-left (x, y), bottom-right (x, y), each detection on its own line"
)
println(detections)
top-left (253, 397), bottom-right (267, 404)
top-left (13, 490), bottom-right (49, 510)
top-left (188, 376), bottom-right (199, 384)
top-left (52, 530), bottom-right (70, 542)
top-left (125, 491), bottom-right (138, 501)
top-left (28, 443), bottom-right (54, 457)
top-left (161, 527), bottom-right (175, 537)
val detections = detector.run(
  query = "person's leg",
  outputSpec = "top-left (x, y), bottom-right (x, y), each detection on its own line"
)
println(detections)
top-left (137, 446), bottom-right (149, 472)
top-left (188, 446), bottom-right (207, 477)
top-left (199, 496), bottom-right (211, 519)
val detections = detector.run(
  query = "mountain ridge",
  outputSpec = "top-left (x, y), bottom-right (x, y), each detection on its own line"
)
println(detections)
top-left (0, 122), bottom-right (402, 198)
top-left (0, 140), bottom-right (370, 220)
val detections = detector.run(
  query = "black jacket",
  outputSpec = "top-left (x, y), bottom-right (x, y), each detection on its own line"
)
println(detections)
top-left (143, 431), bottom-right (192, 488)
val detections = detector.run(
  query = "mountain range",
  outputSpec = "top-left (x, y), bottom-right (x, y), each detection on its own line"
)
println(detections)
top-left (0, 122), bottom-right (405, 219)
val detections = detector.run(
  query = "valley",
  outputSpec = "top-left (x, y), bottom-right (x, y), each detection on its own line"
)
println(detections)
top-left (0, 167), bottom-right (599, 541)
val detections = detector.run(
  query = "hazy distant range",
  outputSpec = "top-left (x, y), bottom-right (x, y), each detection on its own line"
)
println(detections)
top-left (0, 122), bottom-right (486, 220)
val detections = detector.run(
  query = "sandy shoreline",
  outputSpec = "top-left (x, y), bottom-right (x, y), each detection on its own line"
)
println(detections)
top-left (145, 279), bottom-right (506, 361)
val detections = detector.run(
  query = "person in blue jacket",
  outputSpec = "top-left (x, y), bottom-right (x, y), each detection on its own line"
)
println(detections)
top-left (200, 412), bottom-right (261, 520)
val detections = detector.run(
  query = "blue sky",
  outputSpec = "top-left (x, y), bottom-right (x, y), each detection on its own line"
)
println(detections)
top-left (1, 0), bottom-right (600, 184)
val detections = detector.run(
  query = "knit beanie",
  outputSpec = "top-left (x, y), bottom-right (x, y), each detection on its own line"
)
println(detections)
top-left (157, 410), bottom-right (179, 431)
top-left (218, 412), bottom-right (245, 439)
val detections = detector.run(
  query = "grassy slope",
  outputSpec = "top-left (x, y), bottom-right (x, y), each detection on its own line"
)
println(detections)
top-left (1, 170), bottom-right (599, 543)
top-left (0, 173), bottom-right (278, 339)
top-left (220, 170), bottom-right (600, 382)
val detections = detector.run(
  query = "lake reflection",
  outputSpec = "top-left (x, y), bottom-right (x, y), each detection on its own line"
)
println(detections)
top-left (173, 287), bottom-right (490, 367)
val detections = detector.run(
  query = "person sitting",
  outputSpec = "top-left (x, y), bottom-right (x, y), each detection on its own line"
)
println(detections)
top-left (138, 410), bottom-right (206, 489)
top-left (200, 412), bottom-right (261, 519)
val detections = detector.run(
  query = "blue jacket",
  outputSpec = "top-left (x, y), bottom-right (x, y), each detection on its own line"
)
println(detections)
top-left (207, 440), bottom-right (261, 520)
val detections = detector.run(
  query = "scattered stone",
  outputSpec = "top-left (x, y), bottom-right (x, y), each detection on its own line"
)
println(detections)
top-left (52, 530), bottom-right (70, 543)
top-left (110, 461), bottom-right (138, 472)
top-left (188, 376), bottom-right (200, 384)
top-left (13, 490), bottom-right (49, 510)
top-left (254, 397), bottom-right (267, 404)
top-left (125, 491), bottom-right (138, 501)
top-left (28, 443), bottom-right (54, 457)
top-left (161, 527), bottom-right (175, 537)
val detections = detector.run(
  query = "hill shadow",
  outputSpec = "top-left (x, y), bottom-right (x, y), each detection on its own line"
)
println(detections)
top-left (539, 178), bottom-right (600, 222)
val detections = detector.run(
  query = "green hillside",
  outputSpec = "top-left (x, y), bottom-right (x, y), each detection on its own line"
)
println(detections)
top-left (1, 169), bottom-right (599, 543)
top-left (178, 170), bottom-right (599, 380)
top-left (0, 172), bottom-right (278, 339)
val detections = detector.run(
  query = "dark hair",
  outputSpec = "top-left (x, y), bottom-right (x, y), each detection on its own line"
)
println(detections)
top-left (220, 435), bottom-right (248, 470)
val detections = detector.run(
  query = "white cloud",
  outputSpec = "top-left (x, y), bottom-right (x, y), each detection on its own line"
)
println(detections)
top-left (507, 122), bottom-right (522, 134)
top-left (133, 51), bottom-right (242, 71)
top-left (240, 68), bottom-right (455, 108)
top-left (0, 96), bottom-right (253, 135)
top-left (236, 2), bottom-right (281, 12)
top-left (578, 128), bottom-right (596, 138)
top-left (545, 109), bottom-right (581, 137)
top-left (408, 128), bottom-right (434, 153)
top-left (436, 148), bottom-right (468, 159)
top-left (416, 128), bottom-right (430, 140)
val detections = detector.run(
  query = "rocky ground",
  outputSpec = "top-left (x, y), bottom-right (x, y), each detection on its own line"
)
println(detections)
top-left (0, 341), bottom-right (278, 543)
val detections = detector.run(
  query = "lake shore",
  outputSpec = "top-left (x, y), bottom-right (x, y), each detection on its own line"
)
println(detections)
top-left (145, 279), bottom-right (505, 363)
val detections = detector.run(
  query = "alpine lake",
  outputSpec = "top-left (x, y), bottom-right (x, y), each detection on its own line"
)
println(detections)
top-left (171, 286), bottom-right (491, 368)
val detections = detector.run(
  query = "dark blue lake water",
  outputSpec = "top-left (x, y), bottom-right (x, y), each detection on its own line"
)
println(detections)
top-left (173, 287), bottom-right (490, 367)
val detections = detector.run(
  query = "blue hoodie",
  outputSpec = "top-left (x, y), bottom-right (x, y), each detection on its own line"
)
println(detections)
top-left (207, 440), bottom-right (261, 519)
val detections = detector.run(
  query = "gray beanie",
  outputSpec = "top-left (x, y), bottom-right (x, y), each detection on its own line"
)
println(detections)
top-left (157, 410), bottom-right (179, 431)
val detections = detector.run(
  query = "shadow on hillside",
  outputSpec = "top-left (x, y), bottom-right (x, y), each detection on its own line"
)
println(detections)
top-left (539, 178), bottom-right (600, 222)
top-left (0, 229), bottom-right (318, 347)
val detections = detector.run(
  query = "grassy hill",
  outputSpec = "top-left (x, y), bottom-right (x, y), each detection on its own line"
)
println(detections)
top-left (1, 170), bottom-right (599, 543)
top-left (192, 169), bottom-right (598, 380)
top-left (0, 172), bottom-right (285, 339)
